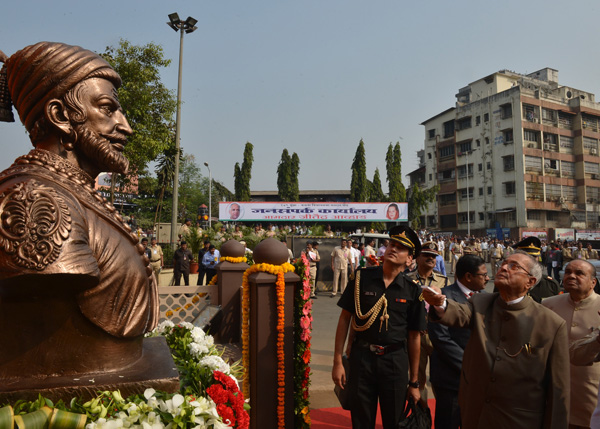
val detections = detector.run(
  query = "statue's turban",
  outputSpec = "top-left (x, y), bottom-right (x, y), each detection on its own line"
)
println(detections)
top-left (0, 42), bottom-right (120, 130)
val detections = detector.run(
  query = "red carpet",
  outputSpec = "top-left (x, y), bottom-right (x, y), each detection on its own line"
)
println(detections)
top-left (311, 399), bottom-right (436, 428)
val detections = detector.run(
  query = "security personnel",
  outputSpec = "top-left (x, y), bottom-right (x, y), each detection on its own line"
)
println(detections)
top-left (407, 241), bottom-right (449, 402)
top-left (462, 238), bottom-right (477, 256)
top-left (332, 226), bottom-right (426, 428)
top-left (496, 236), bottom-right (560, 302)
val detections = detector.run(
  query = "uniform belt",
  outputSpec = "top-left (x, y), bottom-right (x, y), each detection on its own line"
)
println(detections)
top-left (355, 338), bottom-right (406, 356)
top-left (150, 259), bottom-right (161, 262)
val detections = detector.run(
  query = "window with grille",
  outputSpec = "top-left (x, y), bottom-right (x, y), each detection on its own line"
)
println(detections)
top-left (503, 155), bottom-right (515, 171)
top-left (563, 186), bottom-right (577, 202)
top-left (443, 120), bottom-right (455, 138)
top-left (582, 114), bottom-right (600, 132)
top-left (546, 184), bottom-right (561, 202)
top-left (585, 162), bottom-right (600, 178)
top-left (527, 210), bottom-right (542, 220)
top-left (500, 104), bottom-right (512, 119)
top-left (523, 104), bottom-right (537, 122)
top-left (586, 187), bottom-right (600, 203)
top-left (524, 129), bottom-right (539, 144)
top-left (504, 181), bottom-right (516, 195)
top-left (526, 182), bottom-right (544, 200)
top-left (560, 136), bottom-right (574, 154)
top-left (584, 137), bottom-right (598, 154)
top-left (525, 156), bottom-right (542, 174)
top-left (457, 117), bottom-right (472, 130)
top-left (561, 161), bottom-right (575, 177)
top-left (542, 108), bottom-right (556, 125)
top-left (439, 145), bottom-right (454, 159)
top-left (459, 188), bottom-right (474, 200)
top-left (458, 141), bottom-right (472, 153)
top-left (440, 194), bottom-right (456, 206)
top-left (457, 164), bottom-right (474, 178)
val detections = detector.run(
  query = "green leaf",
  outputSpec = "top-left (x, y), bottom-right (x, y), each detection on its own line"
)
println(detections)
top-left (14, 406), bottom-right (52, 429)
top-left (0, 405), bottom-right (14, 429)
top-left (49, 409), bottom-right (86, 429)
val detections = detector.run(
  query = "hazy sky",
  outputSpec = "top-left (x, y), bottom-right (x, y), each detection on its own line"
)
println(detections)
top-left (2, 0), bottom-right (600, 193)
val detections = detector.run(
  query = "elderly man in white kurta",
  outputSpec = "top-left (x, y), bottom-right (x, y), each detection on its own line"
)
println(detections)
top-left (544, 259), bottom-right (600, 429)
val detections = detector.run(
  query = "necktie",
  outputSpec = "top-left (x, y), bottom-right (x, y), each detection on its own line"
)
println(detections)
top-left (467, 292), bottom-right (474, 298)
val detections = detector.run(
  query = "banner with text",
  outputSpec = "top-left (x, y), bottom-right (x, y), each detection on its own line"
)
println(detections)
top-left (576, 230), bottom-right (600, 241)
top-left (219, 202), bottom-right (408, 222)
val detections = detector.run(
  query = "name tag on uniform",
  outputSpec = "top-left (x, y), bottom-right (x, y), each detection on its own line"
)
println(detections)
top-left (364, 291), bottom-right (376, 296)
top-left (396, 298), bottom-right (407, 303)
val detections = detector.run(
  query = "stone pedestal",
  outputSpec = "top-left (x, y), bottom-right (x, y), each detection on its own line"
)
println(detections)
top-left (247, 238), bottom-right (300, 429)
top-left (216, 261), bottom-right (248, 343)
top-left (0, 337), bottom-right (180, 403)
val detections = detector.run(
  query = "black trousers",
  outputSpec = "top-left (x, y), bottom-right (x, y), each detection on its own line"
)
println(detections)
top-left (197, 266), bottom-right (207, 285)
top-left (431, 385), bottom-right (461, 429)
top-left (348, 344), bottom-right (408, 429)
top-left (205, 268), bottom-right (217, 283)
top-left (174, 269), bottom-right (189, 286)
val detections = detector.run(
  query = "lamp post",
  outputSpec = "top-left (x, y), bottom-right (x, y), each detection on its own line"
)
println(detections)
top-left (204, 162), bottom-right (212, 228)
top-left (167, 12), bottom-right (198, 247)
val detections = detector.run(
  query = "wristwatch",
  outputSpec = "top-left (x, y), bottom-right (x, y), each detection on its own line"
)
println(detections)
top-left (408, 380), bottom-right (420, 388)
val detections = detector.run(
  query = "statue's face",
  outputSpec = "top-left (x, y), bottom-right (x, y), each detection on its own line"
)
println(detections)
top-left (73, 78), bottom-right (132, 174)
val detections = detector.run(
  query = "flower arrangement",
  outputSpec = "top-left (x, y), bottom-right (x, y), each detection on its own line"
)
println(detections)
top-left (1, 322), bottom-right (249, 429)
top-left (240, 262), bottom-right (295, 428)
top-left (293, 253), bottom-right (312, 428)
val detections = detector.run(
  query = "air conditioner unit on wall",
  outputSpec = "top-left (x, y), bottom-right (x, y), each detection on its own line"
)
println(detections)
top-left (591, 148), bottom-right (597, 155)
top-left (544, 144), bottom-right (550, 151)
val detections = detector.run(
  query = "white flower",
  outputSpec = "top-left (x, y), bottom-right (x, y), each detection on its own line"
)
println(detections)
top-left (144, 388), bottom-right (156, 400)
top-left (172, 394), bottom-right (184, 408)
top-left (199, 355), bottom-right (230, 374)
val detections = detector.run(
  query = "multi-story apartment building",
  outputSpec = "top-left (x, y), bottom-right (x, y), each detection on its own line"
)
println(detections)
top-left (414, 68), bottom-right (600, 239)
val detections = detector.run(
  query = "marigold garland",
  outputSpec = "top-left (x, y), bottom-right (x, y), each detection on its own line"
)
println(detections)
top-left (220, 256), bottom-right (248, 264)
top-left (241, 261), bottom-right (294, 428)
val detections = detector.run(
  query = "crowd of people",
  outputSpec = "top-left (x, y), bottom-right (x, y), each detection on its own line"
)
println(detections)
top-left (331, 226), bottom-right (600, 429)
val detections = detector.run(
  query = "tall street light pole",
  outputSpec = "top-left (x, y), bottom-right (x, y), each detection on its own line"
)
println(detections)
top-left (204, 162), bottom-right (212, 229)
top-left (167, 12), bottom-right (197, 247)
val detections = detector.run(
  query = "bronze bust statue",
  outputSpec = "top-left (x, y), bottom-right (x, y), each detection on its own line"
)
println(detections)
top-left (0, 42), bottom-right (160, 388)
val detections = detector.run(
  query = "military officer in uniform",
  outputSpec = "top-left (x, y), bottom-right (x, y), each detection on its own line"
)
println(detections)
top-left (332, 226), bottom-right (426, 428)
top-left (510, 237), bottom-right (560, 303)
top-left (407, 241), bottom-right (449, 401)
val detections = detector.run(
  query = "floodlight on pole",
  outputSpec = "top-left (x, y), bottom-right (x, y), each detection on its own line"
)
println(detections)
top-left (167, 12), bottom-right (197, 248)
top-left (204, 162), bottom-right (212, 228)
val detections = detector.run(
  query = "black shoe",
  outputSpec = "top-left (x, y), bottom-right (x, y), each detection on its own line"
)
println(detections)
top-left (312, 295), bottom-right (318, 299)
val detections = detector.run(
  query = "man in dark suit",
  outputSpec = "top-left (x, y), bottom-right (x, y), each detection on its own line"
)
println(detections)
top-left (428, 255), bottom-right (488, 429)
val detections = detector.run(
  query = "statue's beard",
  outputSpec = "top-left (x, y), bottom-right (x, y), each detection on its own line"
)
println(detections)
top-left (74, 125), bottom-right (129, 175)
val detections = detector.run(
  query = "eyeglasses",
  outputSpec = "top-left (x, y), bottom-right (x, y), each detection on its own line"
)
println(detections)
top-left (498, 260), bottom-right (532, 276)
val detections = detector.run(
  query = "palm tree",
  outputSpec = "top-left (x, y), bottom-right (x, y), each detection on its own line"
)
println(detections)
top-left (154, 145), bottom-right (181, 228)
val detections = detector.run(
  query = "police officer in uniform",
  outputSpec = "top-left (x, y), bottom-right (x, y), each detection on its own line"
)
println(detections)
top-left (332, 226), bottom-right (426, 428)
top-left (407, 241), bottom-right (449, 402)
top-left (493, 237), bottom-right (560, 302)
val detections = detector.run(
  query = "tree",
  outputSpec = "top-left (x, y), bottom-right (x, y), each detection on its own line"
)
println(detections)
top-left (291, 152), bottom-right (300, 201)
top-left (386, 142), bottom-right (406, 202)
top-left (407, 183), bottom-right (439, 229)
top-left (234, 142), bottom-right (254, 201)
top-left (369, 168), bottom-right (385, 202)
top-left (350, 139), bottom-right (368, 202)
top-left (101, 39), bottom-right (177, 183)
top-left (277, 149), bottom-right (300, 201)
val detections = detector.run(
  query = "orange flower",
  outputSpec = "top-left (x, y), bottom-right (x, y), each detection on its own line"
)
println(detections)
top-left (241, 261), bottom-right (292, 427)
